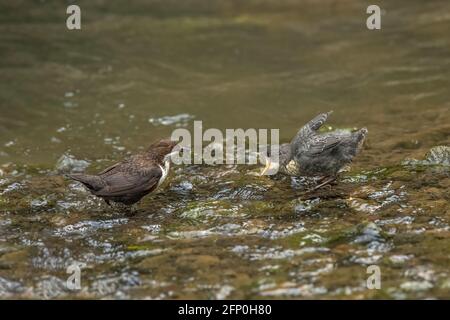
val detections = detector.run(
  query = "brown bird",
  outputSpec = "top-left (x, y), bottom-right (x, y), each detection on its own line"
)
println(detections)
top-left (67, 139), bottom-right (179, 206)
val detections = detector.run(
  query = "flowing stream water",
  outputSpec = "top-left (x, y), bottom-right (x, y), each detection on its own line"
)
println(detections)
top-left (0, 0), bottom-right (449, 299)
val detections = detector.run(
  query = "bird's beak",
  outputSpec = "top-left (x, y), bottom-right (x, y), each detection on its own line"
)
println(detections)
top-left (261, 157), bottom-right (280, 176)
top-left (261, 157), bottom-right (271, 176)
top-left (166, 145), bottom-right (191, 163)
top-left (181, 146), bottom-right (191, 153)
top-left (165, 150), bottom-right (180, 162)
top-left (173, 144), bottom-right (191, 153)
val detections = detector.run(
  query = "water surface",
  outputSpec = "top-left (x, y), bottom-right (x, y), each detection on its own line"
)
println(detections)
top-left (0, 0), bottom-right (449, 299)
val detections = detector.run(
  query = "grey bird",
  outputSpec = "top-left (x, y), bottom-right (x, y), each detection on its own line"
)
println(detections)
top-left (67, 139), bottom-right (179, 206)
top-left (261, 111), bottom-right (368, 190)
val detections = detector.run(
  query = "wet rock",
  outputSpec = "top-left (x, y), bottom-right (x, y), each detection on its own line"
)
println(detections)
top-left (402, 146), bottom-right (450, 166)
top-left (351, 255), bottom-right (382, 265)
top-left (348, 182), bottom-right (407, 214)
top-left (296, 262), bottom-right (334, 278)
top-left (90, 277), bottom-right (118, 297)
top-left (354, 222), bottom-right (383, 244)
top-left (49, 216), bottom-right (68, 227)
top-left (404, 266), bottom-right (435, 282)
top-left (171, 181), bottom-right (193, 194)
top-left (377, 216), bottom-right (414, 226)
top-left (55, 153), bottom-right (90, 173)
top-left (0, 277), bottom-right (25, 297)
top-left (216, 285), bottom-right (234, 300)
top-left (232, 245), bottom-right (329, 261)
top-left (230, 245), bottom-right (249, 254)
top-left (400, 281), bottom-right (433, 292)
top-left (141, 224), bottom-right (161, 233)
top-left (168, 229), bottom-right (214, 239)
top-left (90, 272), bottom-right (140, 298)
top-left (35, 276), bottom-right (69, 299)
top-left (260, 283), bottom-right (327, 297)
top-left (347, 199), bottom-right (381, 214)
top-left (55, 218), bottom-right (128, 237)
top-left (341, 173), bottom-right (369, 183)
top-left (425, 146), bottom-right (450, 165)
top-left (259, 222), bottom-right (306, 240)
top-left (389, 255), bottom-right (413, 265)
top-left (178, 201), bottom-right (242, 221)
top-left (301, 233), bottom-right (325, 244)
top-left (292, 198), bottom-right (320, 214)
top-left (30, 197), bottom-right (49, 211)
top-left (213, 184), bottom-right (267, 200)
top-left (0, 182), bottom-right (23, 195)
top-left (290, 176), bottom-right (318, 190)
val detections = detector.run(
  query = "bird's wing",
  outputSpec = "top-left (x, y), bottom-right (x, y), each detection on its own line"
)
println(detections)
top-left (98, 162), bottom-right (122, 175)
top-left (291, 111), bottom-right (333, 145)
top-left (94, 166), bottom-right (162, 197)
top-left (97, 155), bottom-right (138, 176)
top-left (303, 134), bottom-right (342, 155)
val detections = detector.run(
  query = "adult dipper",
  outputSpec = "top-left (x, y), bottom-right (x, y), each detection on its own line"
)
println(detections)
top-left (67, 139), bottom-right (179, 205)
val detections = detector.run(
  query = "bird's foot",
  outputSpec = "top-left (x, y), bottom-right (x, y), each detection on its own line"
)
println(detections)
top-left (317, 176), bottom-right (328, 184)
top-left (124, 204), bottom-right (139, 216)
top-left (109, 202), bottom-right (138, 215)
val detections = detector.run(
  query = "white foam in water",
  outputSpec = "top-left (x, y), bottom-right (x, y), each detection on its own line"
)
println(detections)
top-left (148, 113), bottom-right (194, 126)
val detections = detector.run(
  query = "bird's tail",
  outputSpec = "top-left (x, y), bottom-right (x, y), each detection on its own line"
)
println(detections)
top-left (308, 110), bottom-right (334, 131)
top-left (66, 173), bottom-right (104, 191)
top-left (291, 110), bottom-right (334, 145)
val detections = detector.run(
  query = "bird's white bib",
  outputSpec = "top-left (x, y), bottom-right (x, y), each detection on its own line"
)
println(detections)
top-left (157, 160), bottom-right (170, 188)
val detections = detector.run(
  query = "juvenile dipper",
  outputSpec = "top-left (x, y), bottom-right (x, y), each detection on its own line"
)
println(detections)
top-left (261, 111), bottom-right (368, 190)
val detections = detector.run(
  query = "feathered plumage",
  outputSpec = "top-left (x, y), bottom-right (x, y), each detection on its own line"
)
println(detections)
top-left (67, 139), bottom-right (178, 205)
top-left (263, 111), bottom-right (367, 189)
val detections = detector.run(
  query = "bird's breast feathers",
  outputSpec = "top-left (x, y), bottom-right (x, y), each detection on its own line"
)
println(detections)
top-left (156, 160), bottom-right (170, 188)
top-left (285, 160), bottom-right (300, 175)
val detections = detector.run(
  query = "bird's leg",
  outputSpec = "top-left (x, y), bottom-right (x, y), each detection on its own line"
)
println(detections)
top-left (317, 176), bottom-right (328, 184)
top-left (310, 176), bottom-right (337, 192)
top-left (317, 176), bottom-right (338, 185)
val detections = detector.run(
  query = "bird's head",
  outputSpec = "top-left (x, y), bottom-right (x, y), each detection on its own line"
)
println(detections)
top-left (260, 143), bottom-right (291, 176)
top-left (148, 139), bottom-right (189, 164)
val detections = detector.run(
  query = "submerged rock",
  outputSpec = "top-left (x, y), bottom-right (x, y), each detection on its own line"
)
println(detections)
top-left (55, 153), bottom-right (90, 173)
